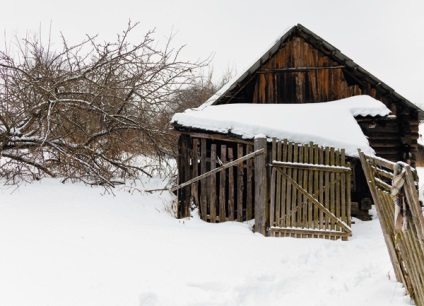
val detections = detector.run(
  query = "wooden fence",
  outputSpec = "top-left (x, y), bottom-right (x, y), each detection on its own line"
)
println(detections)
top-left (177, 134), bottom-right (256, 223)
top-left (359, 150), bottom-right (424, 306)
top-left (177, 134), bottom-right (352, 239)
top-left (269, 139), bottom-right (352, 240)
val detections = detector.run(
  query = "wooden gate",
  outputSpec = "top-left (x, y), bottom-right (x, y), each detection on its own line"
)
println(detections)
top-left (358, 150), bottom-right (424, 306)
top-left (269, 139), bottom-right (352, 240)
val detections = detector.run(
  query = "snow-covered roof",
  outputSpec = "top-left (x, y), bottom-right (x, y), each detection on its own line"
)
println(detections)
top-left (172, 95), bottom-right (391, 157)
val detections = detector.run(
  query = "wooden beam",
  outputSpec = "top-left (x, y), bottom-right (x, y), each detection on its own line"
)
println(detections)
top-left (272, 161), bottom-right (351, 173)
top-left (270, 227), bottom-right (350, 239)
top-left (257, 65), bottom-right (344, 73)
top-left (175, 131), bottom-right (254, 145)
top-left (366, 155), bottom-right (395, 170)
top-left (169, 148), bottom-right (265, 193)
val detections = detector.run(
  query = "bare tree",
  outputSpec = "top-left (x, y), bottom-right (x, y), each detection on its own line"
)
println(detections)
top-left (169, 69), bottom-right (233, 114)
top-left (153, 69), bottom-right (234, 158)
top-left (0, 22), bottom-right (205, 187)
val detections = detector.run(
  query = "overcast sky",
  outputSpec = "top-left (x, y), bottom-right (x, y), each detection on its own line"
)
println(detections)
top-left (1, 0), bottom-right (423, 106)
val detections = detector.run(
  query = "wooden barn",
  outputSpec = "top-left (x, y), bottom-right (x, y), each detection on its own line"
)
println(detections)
top-left (171, 24), bottom-right (424, 238)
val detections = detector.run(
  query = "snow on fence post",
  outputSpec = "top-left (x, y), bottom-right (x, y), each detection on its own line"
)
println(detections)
top-left (254, 136), bottom-right (268, 236)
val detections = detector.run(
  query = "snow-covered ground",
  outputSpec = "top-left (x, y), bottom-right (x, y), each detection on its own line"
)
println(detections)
top-left (0, 176), bottom-right (412, 306)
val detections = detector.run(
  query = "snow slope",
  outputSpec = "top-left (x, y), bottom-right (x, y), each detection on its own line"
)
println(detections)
top-left (0, 177), bottom-right (411, 306)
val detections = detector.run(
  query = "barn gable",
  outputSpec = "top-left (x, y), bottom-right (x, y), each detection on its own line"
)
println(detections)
top-left (205, 24), bottom-right (421, 116)
top-left (199, 24), bottom-right (423, 163)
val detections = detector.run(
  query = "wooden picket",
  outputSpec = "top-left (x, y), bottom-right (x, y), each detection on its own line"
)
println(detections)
top-left (358, 150), bottom-right (424, 306)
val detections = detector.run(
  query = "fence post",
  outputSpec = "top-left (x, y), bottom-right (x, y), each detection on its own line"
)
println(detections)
top-left (177, 134), bottom-right (191, 218)
top-left (254, 136), bottom-right (268, 235)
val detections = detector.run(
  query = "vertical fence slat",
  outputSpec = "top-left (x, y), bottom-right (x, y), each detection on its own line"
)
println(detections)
top-left (329, 147), bottom-right (335, 238)
top-left (303, 144), bottom-right (309, 231)
top-left (308, 142), bottom-right (314, 231)
top-left (346, 162), bottom-right (351, 227)
top-left (318, 147), bottom-right (324, 233)
top-left (324, 147), bottom-right (330, 238)
top-left (335, 149), bottom-right (341, 235)
top-left (219, 144), bottom-right (227, 221)
top-left (237, 144), bottom-right (244, 221)
top-left (254, 136), bottom-right (267, 236)
top-left (209, 144), bottom-right (217, 221)
top-left (340, 149), bottom-right (346, 227)
top-left (292, 144), bottom-right (299, 234)
top-left (270, 139), bottom-right (277, 227)
top-left (177, 134), bottom-right (191, 218)
top-left (228, 147), bottom-right (234, 221)
top-left (246, 145), bottom-right (254, 220)
top-left (313, 144), bottom-right (319, 234)
top-left (200, 138), bottom-right (207, 219)
top-left (278, 140), bottom-right (284, 228)
top-left (286, 142), bottom-right (293, 231)
top-left (191, 139), bottom-right (199, 210)
top-left (297, 143), bottom-right (304, 234)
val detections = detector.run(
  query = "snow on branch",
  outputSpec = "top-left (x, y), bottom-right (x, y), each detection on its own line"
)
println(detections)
top-left (0, 21), bottom-right (208, 187)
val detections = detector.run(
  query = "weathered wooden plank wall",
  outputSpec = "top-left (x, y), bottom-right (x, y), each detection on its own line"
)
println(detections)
top-left (215, 35), bottom-right (419, 164)
top-left (356, 116), bottom-right (419, 164)
top-left (250, 37), bottom-right (370, 104)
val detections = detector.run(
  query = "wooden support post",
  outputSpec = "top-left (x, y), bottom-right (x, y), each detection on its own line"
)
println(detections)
top-left (200, 139), bottom-right (207, 218)
top-left (254, 136), bottom-right (268, 236)
top-left (209, 144), bottom-right (217, 221)
top-left (177, 134), bottom-right (191, 218)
